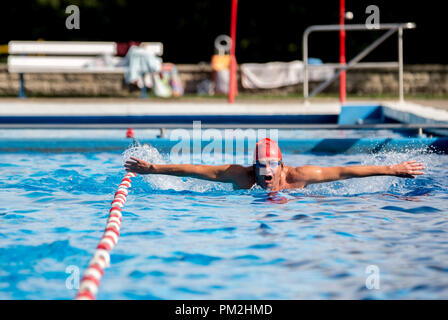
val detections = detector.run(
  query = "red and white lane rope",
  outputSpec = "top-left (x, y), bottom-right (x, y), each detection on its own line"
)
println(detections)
top-left (75, 171), bottom-right (137, 300)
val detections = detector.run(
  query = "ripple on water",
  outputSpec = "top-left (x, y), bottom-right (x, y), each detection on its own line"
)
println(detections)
top-left (122, 291), bottom-right (162, 300)
top-left (175, 287), bottom-right (209, 295)
top-left (247, 243), bottom-right (278, 250)
top-left (291, 214), bottom-right (310, 220)
top-left (0, 163), bottom-right (19, 167)
top-left (381, 205), bottom-right (442, 214)
top-left (1, 145), bottom-right (448, 299)
top-left (129, 270), bottom-right (168, 279)
top-left (173, 252), bottom-right (222, 266)
top-left (0, 240), bottom-right (87, 269)
top-left (258, 223), bottom-right (271, 230)
top-left (121, 230), bottom-right (165, 237)
top-left (333, 231), bottom-right (356, 238)
top-left (183, 227), bottom-right (237, 234)
top-left (233, 255), bottom-right (261, 260)
top-left (3, 214), bottom-right (34, 221)
top-left (427, 265), bottom-right (448, 273)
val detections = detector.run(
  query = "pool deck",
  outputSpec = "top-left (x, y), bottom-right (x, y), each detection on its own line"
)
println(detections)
top-left (0, 98), bottom-right (339, 115)
top-left (1, 98), bottom-right (448, 153)
top-left (0, 97), bottom-right (448, 127)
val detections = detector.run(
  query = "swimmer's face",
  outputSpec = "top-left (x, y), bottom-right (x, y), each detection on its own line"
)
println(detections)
top-left (253, 138), bottom-right (283, 190)
top-left (254, 158), bottom-right (283, 190)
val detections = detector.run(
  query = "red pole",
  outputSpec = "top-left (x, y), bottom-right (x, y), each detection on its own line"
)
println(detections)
top-left (339, 0), bottom-right (346, 104)
top-left (228, 0), bottom-right (238, 103)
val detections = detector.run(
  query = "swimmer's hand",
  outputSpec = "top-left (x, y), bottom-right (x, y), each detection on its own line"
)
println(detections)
top-left (124, 157), bottom-right (154, 174)
top-left (390, 160), bottom-right (425, 178)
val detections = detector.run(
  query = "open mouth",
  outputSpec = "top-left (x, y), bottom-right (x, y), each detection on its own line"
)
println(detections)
top-left (264, 175), bottom-right (273, 182)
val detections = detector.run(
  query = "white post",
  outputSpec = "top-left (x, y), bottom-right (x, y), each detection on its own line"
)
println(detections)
top-left (303, 31), bottom-right (309, 104)
top-left (398, 27), bottom-right (404, 103)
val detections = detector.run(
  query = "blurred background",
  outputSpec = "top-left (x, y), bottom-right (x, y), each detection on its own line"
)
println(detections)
top-left (1, 0), bottom-right (446, 63)
top-left (1, 0), bottom-right (447, 98)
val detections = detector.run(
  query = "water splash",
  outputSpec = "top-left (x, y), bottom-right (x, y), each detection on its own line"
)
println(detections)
top-left (122, 143), bottom-right (233, 192)
top-left (303, 148), bottom-right (441, 196)
top-left (122, 144), bottom-right (443, 196)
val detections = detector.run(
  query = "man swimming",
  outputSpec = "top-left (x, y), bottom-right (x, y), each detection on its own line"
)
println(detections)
top-left (124, 138), bottom-right (425, 191)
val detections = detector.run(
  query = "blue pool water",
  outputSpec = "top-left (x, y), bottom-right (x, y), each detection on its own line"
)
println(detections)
top-left (0, 130), bottom-right (447, 299)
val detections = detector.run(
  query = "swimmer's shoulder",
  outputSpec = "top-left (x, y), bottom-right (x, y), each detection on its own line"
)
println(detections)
top-left (228, 165), bottom-right (255, 189)
top-left (284, 165), bottom-right (310, 188)
top-left (286, 165), bottom-right (322, 177)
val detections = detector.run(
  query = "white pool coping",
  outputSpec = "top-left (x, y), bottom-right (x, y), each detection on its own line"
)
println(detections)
top-left (382, 101), bottom-right (448, 123)
top-left (0, 100), bottom-right (448, 125)
top-left (0, 101), bottom-right (340, 116)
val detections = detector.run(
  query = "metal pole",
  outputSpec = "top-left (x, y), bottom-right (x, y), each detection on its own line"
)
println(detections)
top-left (303, 31), bottom-right (309, 103)
top-left (301, 23), bottom-right (415, 103)
top-left (309, 28), bottom-right (396, 99)
top-left (398, 26), bottom-right (404, 103)
top-left (228, 0), bottom-right (238, 104)
top-left (19, 73), bottom-right (26, 98)
top-left (140, 85), bottom-right (147, 99)
top-left (339, 0), bottom-right (346, 104)
top-left (305, 23), bottom-right (415, 33)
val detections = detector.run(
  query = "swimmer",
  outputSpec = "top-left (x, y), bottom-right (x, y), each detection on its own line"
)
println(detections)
top-left (124, 138), bottom-right (425, 191)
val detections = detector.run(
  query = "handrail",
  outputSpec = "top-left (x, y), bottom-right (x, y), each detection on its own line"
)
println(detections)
top-left (303, 23), bottom-right (416, 104)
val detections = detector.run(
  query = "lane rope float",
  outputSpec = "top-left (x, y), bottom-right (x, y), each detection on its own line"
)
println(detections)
top-left (75, 171), bottom-right (137, 300)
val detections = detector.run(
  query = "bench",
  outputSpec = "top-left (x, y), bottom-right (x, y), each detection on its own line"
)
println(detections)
top-left (7, 40), bottom-right (164, 98)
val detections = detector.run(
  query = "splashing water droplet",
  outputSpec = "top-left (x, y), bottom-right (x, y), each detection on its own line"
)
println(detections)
top-left (122, 144), bottom-right (233, 192)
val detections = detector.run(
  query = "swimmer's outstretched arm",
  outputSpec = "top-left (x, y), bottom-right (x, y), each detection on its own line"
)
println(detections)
top-left (124, 157), bottom-right (249, 184)
top-left (294, 160), bottom-right (425, 186)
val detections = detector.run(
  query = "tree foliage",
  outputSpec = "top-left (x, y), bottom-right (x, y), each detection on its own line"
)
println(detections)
top-left (2, 0), bottom-right (445, 64)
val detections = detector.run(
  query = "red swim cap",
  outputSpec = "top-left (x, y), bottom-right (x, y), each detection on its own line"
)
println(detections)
top-left (253, 138), bottom-right (282, 163)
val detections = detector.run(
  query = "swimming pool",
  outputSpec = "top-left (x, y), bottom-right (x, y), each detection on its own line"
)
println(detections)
top-left (0, 129), bottom-right (447, 299)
